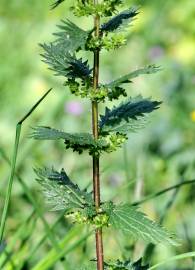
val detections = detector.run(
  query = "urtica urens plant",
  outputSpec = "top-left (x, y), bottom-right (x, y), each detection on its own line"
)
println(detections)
top-left (30, 0), bottom-right (178, 269)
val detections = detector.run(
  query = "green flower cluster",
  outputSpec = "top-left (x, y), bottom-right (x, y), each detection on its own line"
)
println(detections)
top-left (66, 208), bottom-right (110, 228)
top-left (64, 133), bottom-right (128, 156)
top-left (103, 133), bottom-right (127, 152)
top-left (86, 33), bottom-right (126, 51)
top-left (65, 79), bottom-right (127, 102)
top-left (71, 0), bottom-right (123, 17)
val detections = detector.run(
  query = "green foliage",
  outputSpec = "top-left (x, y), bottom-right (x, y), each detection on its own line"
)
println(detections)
top-left (99, 96), bottom-right (161, 134)
top-left (66, 208), bottom-right (110, 228)
top-left (35, 167), bottom-right (92, 211)
top-left (2, 0), bottom-right (194, 268)
top-left (54, 20), bottom-right (92, 52)
top-left (104, 133), bottom-right (127, 152)
top-left (64, 55), bottom-right (92, 80)
top-left (100, 7), bottom-right (139, 33)
top-left (65, 80), bottom-right (127, 102)
top-left (104, 258), bottom-right (149, 270)
top-left (102, 33), bottom-right (127, 50)
top-left (40, 19), bottom-right (93, 81)
top-left (106, 65), bottom-right (161, 90)
top-left (81, 258), bottom-right (149, 270)
top-left (31, 126), bottom-right (130, 154)
top-left (40, 44), bottom-right (92, 79)
top-left (64, 66), bottom-right (161, 101)
top-left (107, 204), bottom-right (178, 245)
top-left (72, 0), bottom-right (123, 17)
top-left (27, 0), bottom-right (179, 268)
top-left (30, 126), bottom-right (109, 155)
top-left (87, 33), bottom-right (127, 51)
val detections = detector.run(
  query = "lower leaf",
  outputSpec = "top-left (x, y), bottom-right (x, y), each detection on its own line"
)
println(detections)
top-left (108, 204), bottom-right (179, 246)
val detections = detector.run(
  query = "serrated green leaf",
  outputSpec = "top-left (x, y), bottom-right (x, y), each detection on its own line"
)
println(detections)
top-left (35, 167), bottom-right (92, 211)
top-left (106, 65), bottom-right (161, 89)
top-left (100, 7), bottom-right (139, 33)
top-left (109, 204), bottom-right (178, 245)
top-left (104, 258), bottom-right (149, 270)
top-left (82, 258), bottom-right (149, 270)
top-left (99, 96), bottom-right (161, 133)
top-left (40, 43), bottom-right (67, 77)
top-left (101, 117), bottom-right (147, 134)
top-left (51, 0), bottom-right (65, 9)
top-left (54, 20), bottom-right (91, 52)
top-left (40, 43), bottom-right (92, 79)
top-left (30, 126), bottom-right (67, 140)
top-left (30, 126), bottom-right (95, 143)
top-left (30, 126), bottom-right (108, 155)
top-left (65, 55), bottom-right (92, 79)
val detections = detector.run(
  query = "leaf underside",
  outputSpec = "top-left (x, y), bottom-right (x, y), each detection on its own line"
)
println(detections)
top-left (99, 96), bottom-right (162, 133)
top-left (109, 204), bottom-right (178, 245)
top-left (106, 65), bottom-right (161, 89)
top-left (101, 7), bottom-right (139, 32)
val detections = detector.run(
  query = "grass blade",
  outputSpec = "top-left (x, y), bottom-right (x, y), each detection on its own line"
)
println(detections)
top-left (0, 88), bottom-right (52, 243)
top-left (0, 148), bottom-right (64, 254)
top-left (32, 225), bottom-right (92, 270)
top-left (132, 179), bottom-right (195, 206)
top-left (149, 251), bottom-right (195, 270)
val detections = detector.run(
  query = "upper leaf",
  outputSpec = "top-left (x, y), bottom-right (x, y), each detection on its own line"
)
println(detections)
top-left (51, 0), bottom-right (65, 9)
top-left (106, 65), bottom-right (161, 89)
top-left (100, 7), bottom-right (139, 32)
top-left (40, 44), bottom-right (92, 79)
top-left (35, 167), bottom-right (92, 211)
top-left (109, 204), bottom-right (178, 245)
top-left (54, 20), bottom-right (91, 52)
top-left (65, 55), bottom-right (92, 79)
top-left (99, 96), bottom-right (162, 133)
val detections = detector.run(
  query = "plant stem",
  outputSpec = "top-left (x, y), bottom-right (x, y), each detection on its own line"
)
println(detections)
top-left (92, 4), bottom-right (104, 270)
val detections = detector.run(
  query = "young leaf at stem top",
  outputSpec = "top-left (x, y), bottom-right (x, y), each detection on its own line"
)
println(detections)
top-left (54, 20), bottom-right (92, 52)
top-left (100, 7), bottom-right (139, 33)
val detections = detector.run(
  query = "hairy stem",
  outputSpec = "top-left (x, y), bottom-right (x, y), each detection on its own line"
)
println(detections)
top-left (92, 4), bottom-right (104, 270)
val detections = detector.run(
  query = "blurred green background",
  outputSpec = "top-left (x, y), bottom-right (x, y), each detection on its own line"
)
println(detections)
top-left (0, 0), bottom-right (195, 269)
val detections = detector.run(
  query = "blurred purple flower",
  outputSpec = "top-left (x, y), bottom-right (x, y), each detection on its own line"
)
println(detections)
top-left (65, 101), bottom-right (84, 116)
top-left (148, 46), bottom-right (164, 60)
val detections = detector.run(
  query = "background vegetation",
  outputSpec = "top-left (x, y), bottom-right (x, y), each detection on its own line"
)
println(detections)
top-left (0, 0), bottom-right (195, 269)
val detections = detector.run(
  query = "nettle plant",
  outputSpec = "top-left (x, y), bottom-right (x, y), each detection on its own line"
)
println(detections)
top-left (31, 0), bottom-right (178, 269)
